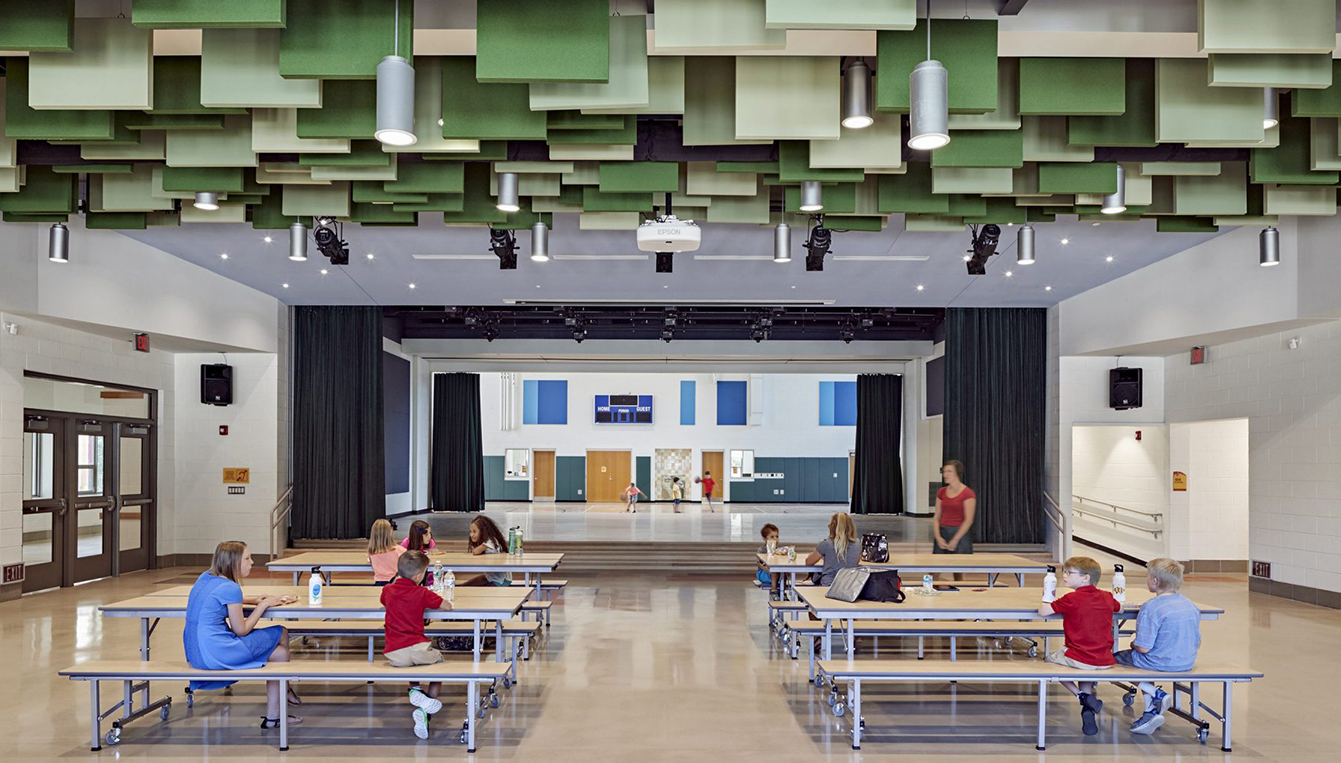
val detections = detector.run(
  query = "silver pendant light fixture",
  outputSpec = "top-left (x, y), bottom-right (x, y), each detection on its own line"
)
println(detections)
top-left (1263, 87), bottom-right (1279, 130)
top-left (799, 181), bottom-right (823, 212)
top-left (774, 222), bottom-right (792, 262)
top-left (1101, 164), bottom-right (1126, 215)
top-left (841, 60), bottom-right (874, 130)
top-left (49, 223), bottom-right (70, 263)
top-left (908, 0), bottom-right (950, 151)
top-left (1259, 226), bottom-right (1280, 266)
top-left (1016, 223), bottom-right (1036, 265)
top-left (193, 191), bottom-right (219, 211)
top-left (530, 220), bottom-right (550, 262)
top-left (289, 220), bottom-right (308, 261)
top-left (497, 172), bottom-right (521, 212)
top-left (374, 0), bottom-right (417, 147)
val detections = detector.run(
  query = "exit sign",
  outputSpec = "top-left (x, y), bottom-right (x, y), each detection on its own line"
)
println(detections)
top-left (2, 563), bottom-right (23, 584)
top-left (1252, 561), bottom-right (1271, 579)
top-left (133, 333), bottom-right (150, 353)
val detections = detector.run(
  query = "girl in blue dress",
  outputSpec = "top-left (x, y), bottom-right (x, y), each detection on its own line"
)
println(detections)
top-left (184, 541), bottom-right (301, 728)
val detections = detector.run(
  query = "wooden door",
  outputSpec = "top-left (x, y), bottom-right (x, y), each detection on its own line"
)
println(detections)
top-left (585, 451), bottom-right (631, 502)
top-left (702, 451), bottom-right (724, 497)
top-left (533, 450), bottom-right (556, 499)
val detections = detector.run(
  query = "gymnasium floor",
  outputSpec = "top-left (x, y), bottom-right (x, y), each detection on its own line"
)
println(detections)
top-left (4, 565), bottom-right (1336, 761)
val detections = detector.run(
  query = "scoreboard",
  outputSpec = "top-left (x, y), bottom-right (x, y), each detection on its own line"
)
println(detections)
top-left (595, 394), bottom-right (653, 424)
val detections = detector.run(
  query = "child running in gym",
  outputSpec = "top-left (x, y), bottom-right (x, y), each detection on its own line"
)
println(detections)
top-left (623, 482), bottom-right (647, 513)
top-left (381, 550), bottom-right (452, 739)
top-left (367, 518), bottom-right (405, 586)
top-left (1113, 558), bottom-right (1202, 735)
top-left (699, 471), bottom-right (716, 512)
top-left (1037, 556), bottom-right (1121, 736)
top-left (460, 515), bottom-right (513, 587)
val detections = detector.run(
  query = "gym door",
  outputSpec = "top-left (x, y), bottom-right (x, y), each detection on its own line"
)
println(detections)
top-left (585, 451), bottom-right (631, 502)
top-left (533, 450), bottom-right (556, 499)
top-left (702, 451), bottom-right (724, 498)
top-left (21, 418), bottom-right (67, 592)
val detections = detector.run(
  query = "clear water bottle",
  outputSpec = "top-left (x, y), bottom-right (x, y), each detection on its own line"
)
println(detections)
top-left (515, 527), bottom-right (524, 555)
top-left (1112, 564), bottom-right (1127, 605)
top-left (787, 546), bottom-right (796, 562)
top-left (922, 574), bottom-right (934, 593)
top-left (432, 561), bottom-right (444, 593)
top-left (1042, 565), bottom-right (1057, 603)
top-left (508, 526), bottom-right (518, 555)
top-left (444, 567), bottom-right (456, 604)
top-left (308, 567), bottom-right (323, 606)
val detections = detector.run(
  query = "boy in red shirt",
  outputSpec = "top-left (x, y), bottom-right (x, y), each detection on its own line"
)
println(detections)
top-left (381, 550), bottom-right (453, 739)
top-left (700, 471), bottom-right (716, 512)
top-left (1038, 555), bottom-right (1120, 736)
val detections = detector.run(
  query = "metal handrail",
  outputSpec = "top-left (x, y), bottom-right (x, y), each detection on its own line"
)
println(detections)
top-left (1042, 490), bottom-right (1072, 560)
top-left (1071, 503), bottom-right (1162, 538)
top-left (1073, 494), bottom-right (1163, 520)
top-left (269, 485), bottom-right (294, 561)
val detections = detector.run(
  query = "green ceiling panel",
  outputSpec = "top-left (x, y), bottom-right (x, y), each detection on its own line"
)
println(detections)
top-left (810, 109), bottom-right (903, 170)
top-left (1293, 62), bottom-right (1341, 116)
top-left (736, 57), bottom-right (841, 140)
top-left (547, 113), bottom-right (627, 131)
top-left (149, 57), bottom-right (246, 115)
top-left (349, 203), bottom-right (417, 225)
top-left (0, 166), bottom-right (74, 214)
top-left (944, 194), bottom-right (988, 217)
top-left (929, 129), bottom-right (1024, 169)
top-left (764, 0), bottom-right (914, 30)
top-left (1264, 184), bottom-right (1338, 215)
top-left (1037, 162), bottom-right (1119, 194)
top-left (352, 182), bottom-right (427, 204)
top-left (296, 81), bottom-right (376, 139)
top-left (282, 182), bottom-right (351, 218)
top-left (86, 212), bottom-right (148, 230)
top-left (392, 194), bottom-right (465, 213)
top-left (585, 57), bottom-right (687, 116)
top-left (1156, 58), bottom-right (1264, 143)
top-left (784, 182), bottom-right (856, 214)
top-left (1024, 116), bottom-right (1094, 162)
top-left (778, 142), bottom-right (866, 183)
top-left (132, 0), bottom-right (285, 29)
top-left (383, 162), bottom-right (465, 195)
top-left (496, 162), bottom-right (576, 174)
top-left (441, 57), bottom-right (548, 140)
top-left (949, 58), bottom-right (1020, 131)
top-left (547, 117), bottom-right (637, 145)
top-left (824, 216), bottom-right (886, 232)
top-left (656, 0), bottom-right (787, 50)
top-left (582, 188), bottom-right (656, 212)
top-left (80, 132), bottom-right (166, 161)
top-left (683, 57), bottom-right (770, 146)
top-left (1068, 59), bottom-right (1157, 147)
top-left (1198, 0), bottom-right (1334, 54)
top-left (1142, 162), bottom-right (1222, 177)
top-left (476, 0), bottom-right (608, 83)
top-left (249, 193), bottom-right (304, 230)
top-left (180, 202), bottom-right (246, 223)
top-left (905, 215), bottom-right (965, 232)
top-left (599, 162), bottom-right (680, 193)
top-left (704, 192), bottom-right (771, 223)
top-left (686, 162), bottom-right (758, 196)
top-left (125, 114), bottom-right (226, 131)
top-left (529, 15), bottom-right (649, 111)
top-left (301, 142), bottom-right (392, 167)
top-left (1173, 163), bottom-right (1247, 216)
top-left (491, 172), bottom-right (561, 197)
top-left (252, 108), bottom-right (351, 153)
top-left (718, 162), bottom-right (779, 174)
top-left (876, 19), bottom-right (998, 114)
top-left (1252, 112), bottom-right (1339, 184)
top-left (280, 0), bottom-right (412, 80)
top-left (28, 18), bottom-right (152, 110)
top-left (165, 115), bottom-right (256, 167)
top-left (310, 159), bottom-right (398, 182)
top-left (963, 197), bottom-right (1029, 225)
top-left (442, 164), bottom-right (515, 222)
top-left (0, 1), bottom-right (74, 52)
top-left (878, 163), bottom-right (950, 214)
top-left (1157, 216), bottom-right (1219, 233)
top-left (1026, 208), bottom-right (1057, 223)
top-left (931, 168), bottom-right (1014, 195)
top-left (548, 144), bottom-right (635, 160)
top-left (2, 213), bottom-right (69, 223)
top-left (53, 164), bottom-right (133, 174)
top-left (1309, 118), bottom-right (1341, 170)
top-left (160, 166), bottom-right (245, 193)
top-left (423, 141), bottom-right (507, 160)
top-left (1019, 58), bottom-right (1125, 116)
top-left (1208, 53), bottom-right (1333, 89)
top-left (3, 59), bottom-right (120, 141)
top-left (561, 162), bottom-right (601, 185)
top-left (201, 29), bottom-right (324, 109)
top-left (381, 58), bottom-right (479, 155)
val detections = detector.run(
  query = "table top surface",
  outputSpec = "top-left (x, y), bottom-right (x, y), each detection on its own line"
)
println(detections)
top-left (143, 583), bottom-right (533, 599)
top-left (267, 550), bottom-right (563, 571)
top-left (797, 585), bottom-right (1223, 617)
top-left (101, 587), bottom-right (531, 618)
top-left (757, 551), bottom-right (1050, 571)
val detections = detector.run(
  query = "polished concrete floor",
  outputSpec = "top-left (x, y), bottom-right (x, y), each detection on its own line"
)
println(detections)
top-left (4, 565), bottom-right (1335, 761)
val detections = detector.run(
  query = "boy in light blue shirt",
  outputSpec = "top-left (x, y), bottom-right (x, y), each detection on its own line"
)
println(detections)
top-left (1113, 558), bottom-right (1202, 735)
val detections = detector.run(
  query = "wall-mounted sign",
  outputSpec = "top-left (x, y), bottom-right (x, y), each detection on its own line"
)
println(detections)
top-left (1172, 471), bottom-right (1187, 491)
top-left (223, 468), bottom-right (250, 484)
top-left (1190, 346), bottom-right (1207, 365)
top-left (134, 333), bottom-right (151, 353)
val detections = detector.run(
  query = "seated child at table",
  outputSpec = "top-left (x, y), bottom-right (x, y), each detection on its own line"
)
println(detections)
top-left (1037, 555), bottom-right (1120, 736)
top-left (381, 550), bottom-right (452, 739)
top-left (402, 519), bottom-right (437, 551)
top-left (367, 518), bottom-right (405, 586)
top-left (756, 523), bottom-right (781, 595)
top-left (1113, 558), bottom-right (1202, 735)
top-left (460, 515), bottom-right (513, 587)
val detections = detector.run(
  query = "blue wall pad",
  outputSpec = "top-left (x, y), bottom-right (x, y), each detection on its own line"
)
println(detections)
top-left (680, 379), bottom-right (696, 425)
top-left (819, 381), bottom-right (857, 426)
top-left (716, 380), bottom-right (747, 426)
top-left (523, 379), bottom-right (568, 424)
top-left (556, 455), bottom-right (586, 500)
top-left (731, 456), bottom-right (848, 503)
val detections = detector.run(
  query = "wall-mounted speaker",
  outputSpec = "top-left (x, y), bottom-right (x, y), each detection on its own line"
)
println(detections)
top-left (1109, 367), bottom-right (1142, 410)
top-left (201, 364), bottom-right (233, 406)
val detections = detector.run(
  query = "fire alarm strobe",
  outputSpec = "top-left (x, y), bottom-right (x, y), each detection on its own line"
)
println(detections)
top-left (219, 426), bottom-right (229, 436)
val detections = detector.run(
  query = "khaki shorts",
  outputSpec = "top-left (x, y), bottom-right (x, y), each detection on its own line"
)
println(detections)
top-left (385, 641), bottom-right (445, 668)
top-left (1047, 649), bottom-right (1112, 671)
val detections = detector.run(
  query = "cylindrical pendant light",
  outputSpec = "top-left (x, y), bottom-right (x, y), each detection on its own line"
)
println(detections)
top-left (289, 220), bottom-right (308, 262)
top-left (193, 191), bottom-right (219, 211)
top-left (908, 2), bottom-right (950, 151)
top-left (1263, 87), bottom-right (1279, 130)
top-left (774, 222), bottom-right (792, 262)
top-left (1016, 223), bottom-right (1035, 265)
top-left (530, 220), bottom-right (549, 262)
top-left (1260, 226), bottom-right (1280, 266)
top-left (374, 0), bottom-right (416, 147)
top-left (841, 61), bottom-right (874, 130)
top-left (799, 181), bottom-right (823, 212)
top-left (49, 223), bottom-right (70, 263)
top-left (497, 172), bottom-right (521, 212)
top-left (1101, 164), bottom-right (1127, 214)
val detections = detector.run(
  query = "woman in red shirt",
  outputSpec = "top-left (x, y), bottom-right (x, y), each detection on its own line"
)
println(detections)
top-left (933, 460), bottom-right (976, 569)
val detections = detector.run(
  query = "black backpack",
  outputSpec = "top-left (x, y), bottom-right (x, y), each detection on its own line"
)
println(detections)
top-left (861, 532), bottom-right (889, 563)
top-left (859, 569), bottom-right (905, 603)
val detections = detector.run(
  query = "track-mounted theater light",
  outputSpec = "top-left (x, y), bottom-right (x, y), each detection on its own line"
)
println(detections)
top-left (1260, 226), bottom-right (1280, 267)
top-left (799, 181), bottom-right (823, 212)
top-left (774, 222), bottom-right (792, 262)
top-left (193, 191), bottom-right (219, 211)
top-left (1101, 164), bottom-right (1126, 215)
top-left (841, 61), bottom-right (874, 130)
top-left (908, 3), bottom-right (949, 151)
top-left (497, 172), bottom-right (521, 213)
top-left (289, 220), bottom-right (308, 262)
top-left (531, 220), bottom-right (550, 262)
top-left (49, 223), bottom-right (69, 263)
top-left (1016, 223), bottom-right (1035, 265)
top-left (1263, 87), bottom-right (1279, 130)
top-left (374, 0), bottom-right (416, 147)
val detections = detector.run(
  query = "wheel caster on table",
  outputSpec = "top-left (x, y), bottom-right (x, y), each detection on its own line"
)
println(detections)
top-left (814, 674), bottom-right (825, 687)
top-left (1027, 645), bottom-right (1038, 658)
top-left (993, 639), bottom-right (1003, 650)
top-left (859, 716), bottom-right (866, 730)
top-left (489, 692), bottom-right (500, 709)
top-left (833, 702), bottom-right (846, 717)
top-left (105, 727), bottom-right (122, 746)
top-left (458, 730), bottom-right (469, 745)
top-left (1198, 728), bottom-right (1210, 744)
top-left (827, 692), bottom-right (837, 707)
top-left (185, 688), bottom-right (194, 707)
top-left (160, 705), bottom-right (171, 721)
top-left (502, 676), bottom-right (512, 690)
top-left (477, 703), bottom-right (488, 720)
top-left (1122, 691), bottom-right (1136, 707)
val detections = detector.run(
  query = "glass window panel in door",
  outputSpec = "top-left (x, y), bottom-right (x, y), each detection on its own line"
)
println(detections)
top-left (77, 434), bottom-right (105, 496)
top-left (76, 510), bottom-right (104, 558)
top-left (118, 511), bottom-right (142, 552)
top-left (22, 513), bottom-right (54, 566)
top-left (24, 432), bottom-right (54, 500)
top-left (119, 437), bottom-right (144, 496)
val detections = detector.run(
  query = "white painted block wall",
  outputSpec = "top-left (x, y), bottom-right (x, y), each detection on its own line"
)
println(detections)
top-left (1169, 419), bottom-right (1249, 562)
top-left (1070, 424), bottom-right (1169, 561)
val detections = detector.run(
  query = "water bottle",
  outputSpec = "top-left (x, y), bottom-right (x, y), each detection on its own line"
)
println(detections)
top-left (787, 546), bottom-right (796, 562)
top-left (432, 561), bottom-right (444, 593)
top-left (444, 567), bottom-right (456, 604)
top-left (922, 574), bottom-right (934, 594)
top-left (1042, 565), bottom-right (1057, 603)
top-left (515, 527), bottom-right (524, 555)
top-left (308, 568), bottom-right (323, 606)
top-left (1112, 564), bottom-right (1127, 605)
top-left (508, 527), bottom-right (518, 555)
top-left (766, 539), bottom-right (777, 556)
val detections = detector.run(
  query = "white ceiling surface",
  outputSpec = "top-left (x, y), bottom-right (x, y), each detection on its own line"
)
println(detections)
top-left (118, 216), bottom-right (1222, 308)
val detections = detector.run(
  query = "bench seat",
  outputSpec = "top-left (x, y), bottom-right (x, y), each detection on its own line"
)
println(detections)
top-left (521, 600), bottom-right (553, 626)
top-left (814, 658), bottom-right (1263, 751)
top-left (285, 620), bottom-right (541, 667)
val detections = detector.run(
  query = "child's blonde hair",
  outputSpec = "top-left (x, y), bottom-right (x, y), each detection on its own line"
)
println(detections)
top-left (1146, 558), bottom-right (1184, 592)
top-left (1063, 555), bottom-right (1102, 587)
top-left (367, 518), bottom-right (396, 555)
top-left (828, 513), bottom-right (857, 560)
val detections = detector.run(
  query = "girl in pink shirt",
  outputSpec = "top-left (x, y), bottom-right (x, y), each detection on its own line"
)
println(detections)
top-left (366, 519), bottom-right (405, 585)
top-left (401, 520), bottom-right (437, 552)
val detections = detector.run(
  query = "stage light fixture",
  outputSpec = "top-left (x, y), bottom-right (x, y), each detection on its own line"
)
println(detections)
top-left (49, 223), bottom-right (69, 263)
top-left (374, 0), bottom-right (416, 147)
top-left (661, 329), bottom-right (673, 343)
top-left (289, 220), bottom-right (308, 261)
top-left (965, 223), bottom-right (1001, 275)
top-left (908, 3), bottom-right (950, 151)
top-left (530, 220), bottom-right (550, 262)
top-left (489, 228), bottom-right (518, 270)
top-left (773, 222), bottom-right (792, 262)
top-left (842, 61), bottom-right (874, 129)
top-left (799, 181), bottom-right (823, 212)
top-left (1260, 226), bottom-right (1280, 267)
top-left (497, 172), bottom-right (521, 212)
top-left (193, 191), bottom-right (219, 211)
top-left (1016, 223), bottom-right (1036, 265)
top-left (313, 216), bottom-right (349, 264)
top-left (804, 217), bottom-right (833, 272)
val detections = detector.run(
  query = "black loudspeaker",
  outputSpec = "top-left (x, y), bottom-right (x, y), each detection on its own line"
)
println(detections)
top-left (1109, 367), bottom-right (1142, 410)
top-left (201, 364), bottom-right (233, 406)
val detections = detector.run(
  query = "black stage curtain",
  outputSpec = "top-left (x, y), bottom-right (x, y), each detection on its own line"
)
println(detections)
top-left (430, 372), bottom-right (485, 512)
top-left (292, 306), bottom-right (385, 539)
top-left (851, 373), bottom-right (905, 515)
top-left (942, 308), bottom-right (1047, 544)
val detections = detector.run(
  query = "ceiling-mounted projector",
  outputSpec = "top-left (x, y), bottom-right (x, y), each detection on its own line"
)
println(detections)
top-left (637, 215), bottom-right (701, 253)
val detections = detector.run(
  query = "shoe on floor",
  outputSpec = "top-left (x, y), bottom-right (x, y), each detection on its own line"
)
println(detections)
top-left (1152, 687), bottom-right (1172, 715)
top-left (1080, 707), bottom-right (1098, 736)
top-left (412, 708), bottom-right (429, 740)
top-left (1130, 711), bottom-right (1166, 735)
top-left (1078, 691), bottom-right (1103, 715)
top-left (408, 688), bottom-right (443, 715)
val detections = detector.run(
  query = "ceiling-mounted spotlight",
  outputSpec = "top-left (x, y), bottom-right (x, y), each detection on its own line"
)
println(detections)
top-left (572, 329), bottom-right (586, 343)
top-left (839, 325), bottom-right (856, 344)
top-left (841, 60), bottom-right (874, 129)
top-left (374, 0), bottom-right (416, 146)
top-left (289, 220), bottom-right (308, 262)
top-left (799, 181), bottom-right (823, 212)
top-left (1260, 226), bottom-right (1280, 267)
top-left (496, 172), bottom-right (520, 212)
top-left (965, 223), bottom-right (1001, 275)
top-left (313, 216), bottom-right (349, 264)
top-left (1101, 164), bottom-right (1126, 214)
top-left (773, 222), bottom-right (792, 262)
top-left (1263, 87), bottom-right (1279, 130)
top-left (661, 329), bottom-right (673, 343)
top-left (1016, 223), bottom-right (1036, 265)
top-left (908, 2), bottom-right (950, 151)
top-left (48, 223), bottom-right (69, 263)
top-left (530, 220), bottom-right (549, 262)
top-left (804, 216), bottom-right (833, 272)
top-left (750, 327), bottom-right (768, 343)
top-left (489, 228), bottom-right (518, 270)
top-left (193, 191), bottom-right (219, 211)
